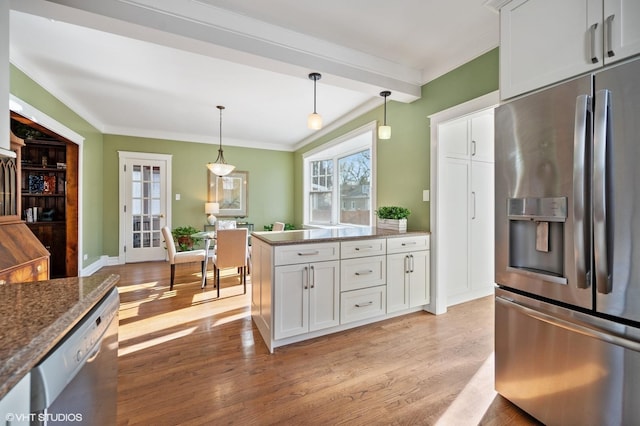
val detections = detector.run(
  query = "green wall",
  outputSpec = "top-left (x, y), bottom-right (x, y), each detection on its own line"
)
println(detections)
top-left (102, 135), bottom-right (294, 256)
top-left (294, 48), bottom-right (499, 231)
top-left (10, 65), bottom-right (105, 269)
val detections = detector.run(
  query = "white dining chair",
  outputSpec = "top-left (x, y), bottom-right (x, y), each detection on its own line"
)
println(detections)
top-left (161, 226), bottom-right (207, 290)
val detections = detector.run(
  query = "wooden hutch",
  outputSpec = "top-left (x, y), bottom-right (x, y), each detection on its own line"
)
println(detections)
top-left (0, 131), bottom-right (50, 284)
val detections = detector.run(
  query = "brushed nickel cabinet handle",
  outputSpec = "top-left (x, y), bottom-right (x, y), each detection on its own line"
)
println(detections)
top-left (355, 270), bottom-right (373, 276)
top-left (606, 14), bottom-right (615, 57)
top-left (298, 250), bottom-right (320, 256)
top-left (590, 22), bottom-right (599, 64)
top-left (303, 266), bottom-right (309, 289)
top-left (355, 301), bottom-right (373, 308)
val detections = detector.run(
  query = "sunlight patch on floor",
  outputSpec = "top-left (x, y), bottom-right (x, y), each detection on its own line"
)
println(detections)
top-left (117, 280), bottom-right (160, 293)
top-left (435, 352), bottom-right (497, 426)
top-left (118, 326), bottom-right (198, 357)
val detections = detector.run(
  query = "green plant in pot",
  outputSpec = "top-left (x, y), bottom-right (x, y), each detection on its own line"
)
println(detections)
top-left (375, 206), bottom-right (411, 231)
top-left (171, 226), bottom-right (202, 251)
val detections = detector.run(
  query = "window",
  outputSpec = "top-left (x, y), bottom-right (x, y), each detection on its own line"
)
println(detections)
top-left (303, 122), bottom-right (376, 227)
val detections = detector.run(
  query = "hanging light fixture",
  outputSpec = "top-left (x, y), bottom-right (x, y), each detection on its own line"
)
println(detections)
top-left (307, 72), bottom-right (323, 130)
top-left (207, 105), bottom-right (235, 176)
top-left (378, 91), bottom-right (392, 140)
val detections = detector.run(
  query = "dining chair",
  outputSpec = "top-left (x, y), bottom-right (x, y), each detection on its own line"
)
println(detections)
top-left (211, 228), bottom-right (248, 298)
top-left (161, 226), bottom-right (207, 290)
top-left (273, 221), bottom-right (285, 231)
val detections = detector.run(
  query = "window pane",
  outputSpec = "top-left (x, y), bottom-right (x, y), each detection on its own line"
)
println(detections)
top-left (310, 192), bottom-right (332, 224)
top-left (339, 149), bottom-right (371, 226)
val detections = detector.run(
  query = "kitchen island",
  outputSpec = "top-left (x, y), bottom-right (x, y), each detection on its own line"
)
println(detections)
top-left (0, 274), bottom-right (119, 401)
top-left (251, 228), bottom-right (430, 353)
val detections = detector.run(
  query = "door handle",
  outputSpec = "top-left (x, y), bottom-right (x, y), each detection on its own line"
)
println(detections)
top-left (303, 266), bottom-right (309, 289)
top-left (589, 22), bottom-right (599, 64)
top-left (593, 89), bottom-right (612, 294)
top-left (310, 265), bottom-right (315, 288)
top-left (471, 191), bottom-right (477, 220)
top-left (605, 14), bottom-right (615, 57)
top-left (471, 140), bottom-right (477, 156)
top-left (573, 94), bottom-right (590, 289)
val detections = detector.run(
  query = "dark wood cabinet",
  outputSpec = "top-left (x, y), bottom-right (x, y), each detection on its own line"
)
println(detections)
top-left (20, 138), bottom-right (77, 278)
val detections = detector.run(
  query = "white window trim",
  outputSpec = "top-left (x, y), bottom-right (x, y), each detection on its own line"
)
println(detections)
top-left (303, 121), bottom-right (377, 228)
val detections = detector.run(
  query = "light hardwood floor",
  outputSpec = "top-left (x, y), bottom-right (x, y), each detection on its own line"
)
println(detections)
top-left (101, 261), bottom-right (541, 425)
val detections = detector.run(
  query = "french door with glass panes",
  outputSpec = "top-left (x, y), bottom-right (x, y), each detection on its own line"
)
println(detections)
top-left (120, 152), bottom-right (171, 263)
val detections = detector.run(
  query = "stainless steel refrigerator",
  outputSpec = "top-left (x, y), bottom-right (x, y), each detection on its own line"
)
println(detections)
top-left (495, 56), bottom-right (640, 425)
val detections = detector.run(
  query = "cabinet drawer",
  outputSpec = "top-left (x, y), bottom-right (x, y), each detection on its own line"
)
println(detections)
top-left (341, 238), bottom-right (386, 259)
top-left (387, 235), bottom-right (430, 254)
top-left (341, 286), bottom-right (386, 324)
top-left (274, 242), bottom-right (339, 266)
top-left (340, 256), bottom-right (386, 291)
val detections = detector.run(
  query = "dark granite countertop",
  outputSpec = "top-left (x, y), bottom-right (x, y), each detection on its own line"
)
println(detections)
top-left (0, 274), bottom-right (119, 399)
top-left (251, 227), bottom-right (429, 246)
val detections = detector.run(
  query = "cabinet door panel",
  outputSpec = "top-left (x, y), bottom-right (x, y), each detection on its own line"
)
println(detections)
top-left (440, 158), bottom-right (471, 301)
top-left (309, 261), bottom-right (339, 332)
top-left (470, 111), bottom-right (495, 163)
top-left (409, 251), bottom-right (430, 307)
top-left (439, 118), bottom-right (469, 159)
top-left (471, 161), bottom-right (495, 292)
top-left (274, 264), bottom-right (308, 339)
top-left (387, 253), bottom-right (409, 313)
top-left (604, 0), bottom-right (640, 64)
top-left (500, 0), bottom-right (601, 99)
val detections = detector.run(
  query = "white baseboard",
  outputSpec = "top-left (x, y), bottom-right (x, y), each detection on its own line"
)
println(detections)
top-left (80, 255), bottom-right (120, 276)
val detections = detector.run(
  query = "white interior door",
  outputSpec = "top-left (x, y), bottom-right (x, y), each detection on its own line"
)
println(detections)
top-left (119, 152), bottom-right (172, 263)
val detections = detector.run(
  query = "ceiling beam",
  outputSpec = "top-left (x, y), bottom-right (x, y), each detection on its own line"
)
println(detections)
top-left (13, 0), bottom-right (422, 102)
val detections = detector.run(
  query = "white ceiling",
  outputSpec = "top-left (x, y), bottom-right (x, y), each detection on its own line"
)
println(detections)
top-left (9, 0), bottom-right (499, 151)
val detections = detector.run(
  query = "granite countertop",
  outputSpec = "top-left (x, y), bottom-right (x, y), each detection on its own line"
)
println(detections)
top-left (0, 273), bottom-right (119, 400)
top-left (252, 227), bottom-right (429, 246)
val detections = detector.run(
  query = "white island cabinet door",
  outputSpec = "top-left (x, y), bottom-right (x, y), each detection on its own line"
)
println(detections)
top-left (408, 250), bottom-right (430, 307)
top-left (387, 253), bottom-right (409, 313)
top-left (308, 260), bottom-right (340, 332)
top-left (274, 264), bottom-right (309, 339)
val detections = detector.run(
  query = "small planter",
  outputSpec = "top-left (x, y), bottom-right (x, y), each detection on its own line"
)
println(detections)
top-left (376, 218), bottom-right (407, 232)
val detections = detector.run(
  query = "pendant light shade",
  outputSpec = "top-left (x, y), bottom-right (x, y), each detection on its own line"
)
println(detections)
top-left (307, 72), bottom-right (323, 130)
top-left (378, 90), bottom-right (391, 140)
top-left (207, 105), bottom-right (235, 176)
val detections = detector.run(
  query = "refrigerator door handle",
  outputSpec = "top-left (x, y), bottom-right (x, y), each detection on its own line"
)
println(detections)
top-left (594, 89), bottom-right (612, 294)
top-left (573, 94), bottom-right (590, 289)
top-left (496, 296), bottom-right (640, 352)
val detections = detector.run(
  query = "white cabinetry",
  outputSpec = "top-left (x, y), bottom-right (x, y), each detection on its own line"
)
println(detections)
top-left (500, 0), bottom-right (640, 99)
top-left (0, 373), bottom-right (30, 426)
top-left (386, 235), bottom-right (430, 313)
top-left (340, 239), bottom-right (387, 323)
top-left (438, 109), bottom-right (495, 306)
top-left (273, 243), bottom-right (339, 339)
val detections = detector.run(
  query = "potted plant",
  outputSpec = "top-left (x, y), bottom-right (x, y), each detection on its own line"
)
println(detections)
top-left (171, 226), bottom-right (202, 251)
top-left (375, 206), bottom-right (411, 232)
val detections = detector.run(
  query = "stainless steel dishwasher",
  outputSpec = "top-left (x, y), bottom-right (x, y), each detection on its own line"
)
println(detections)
top-left (30, 287), bottom-right (119, 425)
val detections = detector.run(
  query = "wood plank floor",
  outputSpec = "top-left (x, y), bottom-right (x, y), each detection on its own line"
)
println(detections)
top-left (100, 261), bottom-right (542, 425)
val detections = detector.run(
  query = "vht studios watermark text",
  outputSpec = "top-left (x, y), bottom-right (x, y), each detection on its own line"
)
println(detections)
top-left (5, 412), bottom-right (83, 422)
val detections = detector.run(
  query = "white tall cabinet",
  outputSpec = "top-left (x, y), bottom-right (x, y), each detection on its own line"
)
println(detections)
top-left (500, 0), bottom-right (640, 99)
top-left (438, 109), bottom-right (495, 306)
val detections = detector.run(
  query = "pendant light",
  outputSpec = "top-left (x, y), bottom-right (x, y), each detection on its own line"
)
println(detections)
top-left (207, 105), bottom-right (235, 176)
top-left (378, 91), bottom-right (392, 140)
top-left (307, 72), bottom-right (323, 130)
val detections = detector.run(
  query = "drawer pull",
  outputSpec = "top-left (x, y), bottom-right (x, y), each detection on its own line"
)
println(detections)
top-left (355, 301), bottom-right (373, 308)
top-left (298, 250), bottom-right (320, 256)
top-left (354, 246), bottom-right (373, 251)
top-left (355, 270), bottom-right (373, 276)
top-left (401, 241), bottom-right (417, 246)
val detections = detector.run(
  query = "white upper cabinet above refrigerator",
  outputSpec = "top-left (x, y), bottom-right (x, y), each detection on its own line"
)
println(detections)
top-left (500, 0), bottom-right (640, 100)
